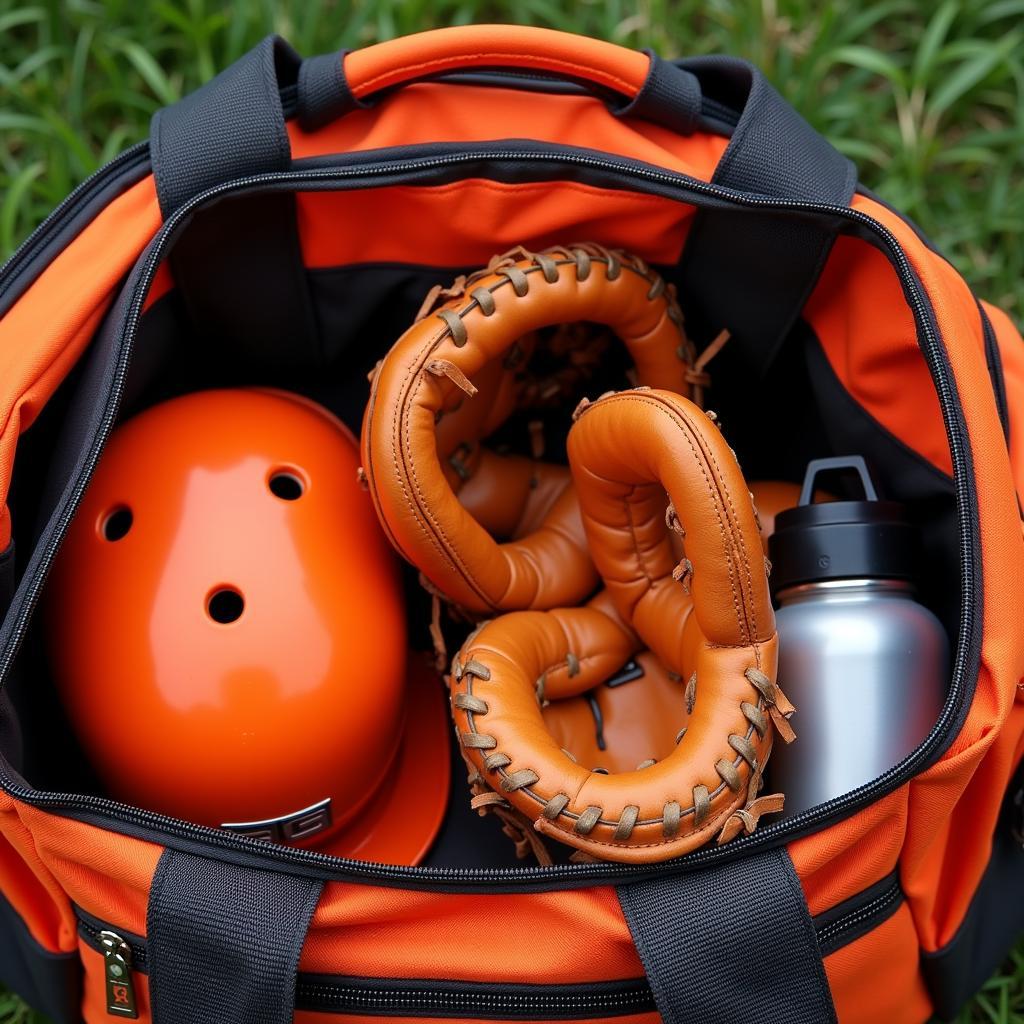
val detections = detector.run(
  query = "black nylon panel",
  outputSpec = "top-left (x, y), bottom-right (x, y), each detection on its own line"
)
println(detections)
top-left (149, 36), bottom-right (319, 375)
top-left (146, 849), bottom-right (323, 1024)
top-left (0, 886), bottom-right (80, 1024)
top-left (617, 847), bottom-right (837, 1024)
top-left (677, 56), bottom-right (857, 376)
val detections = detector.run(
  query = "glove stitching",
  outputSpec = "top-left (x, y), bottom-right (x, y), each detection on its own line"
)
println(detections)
top-left (397, 359), bottom-right (494, 607)
top-left (446, 382), bottom-right (783, 855)
top-left (395, 248), bottom-right (684, 612)
top-left (458, 654), bottom-right (766, 836)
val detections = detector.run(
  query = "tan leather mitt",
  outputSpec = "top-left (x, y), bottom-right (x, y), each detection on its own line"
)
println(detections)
top-left (449, 389), bottom-right (795, 864)
top-left (361, 244), bottom-right (699, 616)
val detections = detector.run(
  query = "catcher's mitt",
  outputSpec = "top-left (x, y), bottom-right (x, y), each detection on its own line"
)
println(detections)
top-left (361, 244), bottom-right (699, 615)
top-left (450, 389), bottom-right (794, 864)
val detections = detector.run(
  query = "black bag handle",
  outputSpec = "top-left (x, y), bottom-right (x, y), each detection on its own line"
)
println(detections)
top-left (617, 846), bottom-right (838, 1024)
top-left (146, 849), bottom-right (323, 1024)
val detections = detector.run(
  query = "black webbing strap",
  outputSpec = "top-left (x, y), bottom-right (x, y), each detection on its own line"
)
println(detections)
top-left (146, 849), bottom-right (323, 1024)
top-left (296, 50), bottom-right (361, 131)
top-left (676, 56), bottom-right (857, 377)
top-left (150, 36), bottom-right (299, 218)
top-left (617, 52), bottom-right (702, 136)
top-left (617, 847), bottom-right (837, 1024)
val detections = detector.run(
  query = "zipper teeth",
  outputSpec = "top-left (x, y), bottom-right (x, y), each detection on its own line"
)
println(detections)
top-left (816, 882), bottom-right (901, 946)
top-left (0, 146), bottom-right (977, 887)
top-left (0, 143), bottom-right (148, 292)
top-left (296, 985), bottom-right (650, 1012)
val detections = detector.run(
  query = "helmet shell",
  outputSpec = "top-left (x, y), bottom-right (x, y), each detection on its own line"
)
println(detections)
top-left (47, 388), bottom-right (439, 855)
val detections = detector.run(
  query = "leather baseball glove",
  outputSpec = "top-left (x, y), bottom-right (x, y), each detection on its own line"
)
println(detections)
top-left (449, 389), bottom-right (794, 864)
top-left (361, 244), bottom-right (700, 616)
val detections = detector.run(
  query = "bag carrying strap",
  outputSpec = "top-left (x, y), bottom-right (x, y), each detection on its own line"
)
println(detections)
top-left (617, 847), bottom-right (838, 1024)
top-left (146, 849), bottom-right (323, 1024)
top-left (150, 36), bottom-right (300, 217)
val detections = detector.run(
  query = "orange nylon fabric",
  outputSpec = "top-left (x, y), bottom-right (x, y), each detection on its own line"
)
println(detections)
top-left (799, 195), bottom-right (1024, 954)
top-left (0, 176), bottom-right (161, 549)
top-left (789, 789), bottom-right (907, 917)
top-left (0, 791), bottom-right (77, 952)
top-left (287, 83), bottom-right (730, 177)
top-left (343, 26), bottom-right (651, 102)
top-left (295, 180), bottom-right (697, 270)
top-left (10, 802), bottom-right (162, 938)
top-left (803, 228), bottom-right (951, 476)
top-left (872, 206), bottom-right (1024, 952)
top-left (824, 904), bottom-right (933, 1024)
top-left (304, 882), bottom-right (643, 981)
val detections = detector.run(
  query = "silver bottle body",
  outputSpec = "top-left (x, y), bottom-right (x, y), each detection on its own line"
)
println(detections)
top-left (769, 578), bottom-right (948, 817)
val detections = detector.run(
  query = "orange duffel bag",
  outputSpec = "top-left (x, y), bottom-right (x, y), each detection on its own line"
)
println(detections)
top-left (0, 25), bottom-right (1022, 1024)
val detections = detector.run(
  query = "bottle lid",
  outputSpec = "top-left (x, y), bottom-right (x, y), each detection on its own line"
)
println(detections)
top-left (767, 456), bottom-right (917, 596)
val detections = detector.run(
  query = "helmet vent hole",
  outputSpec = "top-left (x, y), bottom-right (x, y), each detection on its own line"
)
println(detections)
top-left (102, 506), bottom-right (133, 542)
top-left (207, 587), bottom-right (244, 624)
top-left (269, 471), bottom-right (304, 501)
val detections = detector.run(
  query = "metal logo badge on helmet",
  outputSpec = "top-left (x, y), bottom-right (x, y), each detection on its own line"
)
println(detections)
top-left (46, 388), bottom-right (449, 865)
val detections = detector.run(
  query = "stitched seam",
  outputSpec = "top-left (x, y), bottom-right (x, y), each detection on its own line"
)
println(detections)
top-left (631, 397), bottom-right (744, 638)
top-left (696, 423), bottom-right (758, 646)
top-left (609, 392), bottom-right (756, 642)
top-left (622, 483), bottom-right (657, 587)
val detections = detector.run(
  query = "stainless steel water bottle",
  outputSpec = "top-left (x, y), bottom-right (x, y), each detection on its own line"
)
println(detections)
top-left (766, 456), bottom-right (948, 817)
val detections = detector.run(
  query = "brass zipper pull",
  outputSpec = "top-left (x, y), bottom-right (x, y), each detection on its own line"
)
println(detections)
top-left (98, 930), bottom-right (138, 1018)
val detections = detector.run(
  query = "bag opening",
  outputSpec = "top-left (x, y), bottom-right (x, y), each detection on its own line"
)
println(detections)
top-left (0, 160), bottom-right (962, 874)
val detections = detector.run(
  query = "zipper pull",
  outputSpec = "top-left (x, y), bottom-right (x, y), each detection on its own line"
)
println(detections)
top-left (98, 930), bottom-right (138, 1019)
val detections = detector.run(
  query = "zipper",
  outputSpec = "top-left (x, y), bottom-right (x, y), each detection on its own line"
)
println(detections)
top-left (0, 145), bottom-right (980, 889)
top-left (77, 875), bottom-right (902, 1019)
top-left (97, 929), bottom-right (138, 1018)
top-left (0, 142), bottom-right (149, 301)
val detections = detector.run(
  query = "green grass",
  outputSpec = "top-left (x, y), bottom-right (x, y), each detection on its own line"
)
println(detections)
top-left (0, 1), bottom-right (1022, 1021)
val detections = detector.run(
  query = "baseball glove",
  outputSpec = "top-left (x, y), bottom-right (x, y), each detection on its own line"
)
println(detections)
top-left (449, 389), bottom-right (795, 864)
top-left (361, 243), bottom-right (700, 616)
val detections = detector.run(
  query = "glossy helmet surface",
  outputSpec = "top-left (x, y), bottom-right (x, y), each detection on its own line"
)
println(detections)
top-left (47, 388), bottom-right (448, 863)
